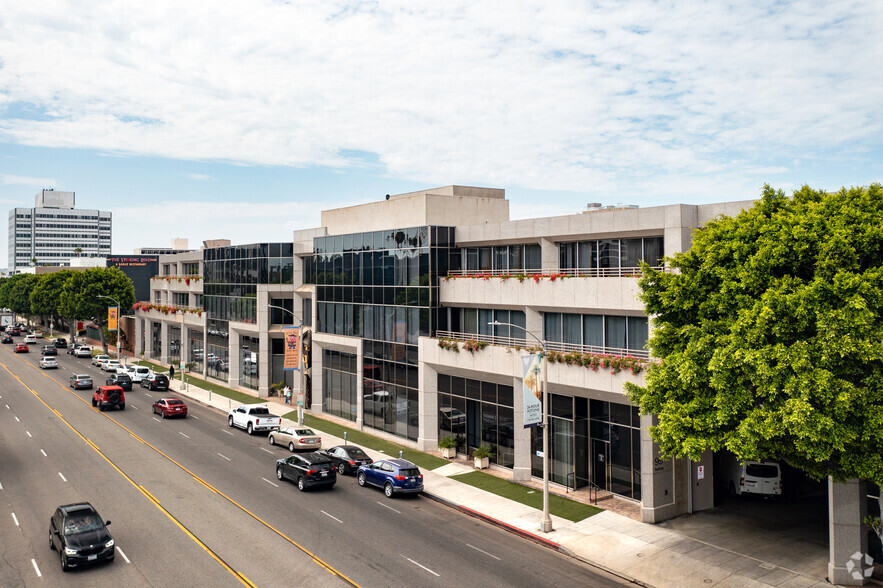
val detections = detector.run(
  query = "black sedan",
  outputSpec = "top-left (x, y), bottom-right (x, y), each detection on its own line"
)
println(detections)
top-left (49, 502), bottom-right (114, 571)
top-left (1, 335), bottom-right (12, 344)
top-left (105, 373), bottom-right (132, 391)
top-left (140, 374), bottom-right (169, 391)
top-left (42, 345), bottom-right (58, 355)
top-left (276, 453), bottom-right (336, 491)
top-left (317, 445), bottom-right (374, 475)
top-left (54, 338), bottom-right (68, 348)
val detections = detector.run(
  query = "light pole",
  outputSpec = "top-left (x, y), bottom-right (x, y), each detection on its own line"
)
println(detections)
top-left (490, 320), bottom-right (553, 533)
top-left (268, 304), bottom-right (305, 425)
top-left (97, 295), bottom-right (121, 365)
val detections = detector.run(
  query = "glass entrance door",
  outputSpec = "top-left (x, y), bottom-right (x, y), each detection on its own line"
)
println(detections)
top-left (466, 399), bottom-right (481, 452)
top-left (592, 439), bottom-right (609, 489)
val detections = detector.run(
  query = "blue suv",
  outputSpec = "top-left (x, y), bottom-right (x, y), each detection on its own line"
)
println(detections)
top-left (357, 458), bottom-right (423, 498)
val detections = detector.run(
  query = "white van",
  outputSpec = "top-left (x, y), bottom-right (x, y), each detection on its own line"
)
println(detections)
top-left (130, 366), bottom-right (153, 384)
top-left (724, 455), bottom-right (782, 497)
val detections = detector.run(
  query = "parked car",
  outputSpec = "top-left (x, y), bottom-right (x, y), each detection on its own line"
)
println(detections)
top-left (118, 364), bottom-right (136, 377)
top-left (105, 373), bottom-right (132, 391)
top-left (23, 334), bottom-right (38, 344)
top-left (318, 445), bottom-right (373, 475)
top-left (275, 452), bottom-right (336, 491)
top-left (1, 335), bottom-right (12, 344)
top-left (357, 458), bottom-right (423, 498)
top-left (41, 345), bottom-right (57, 355)
top-left (92, 386), bottom-right (125, 411)
top-left (75, 346), bottom-right (92, 358)
top-left (101, 359), bottom-right (121, 373)
top-left (153, 398), bottom-right (188, 418)
top-left (268, 427), bottom-right (322, 452)
top-left (49, 502), bottom-right (114, 571)
top-left (721, 453), bottom-right (782, 497)
top-left (227, 403), bottom-right (281, 435)
top-left (14, 343), bottom-right (28, 353)
top-left (54, 338), bottom-right (68, 348)
top-left (39, 357), bottom-right (58, 369)
top-left (140, 374), bottom-right (169, 391)
top-left (130, 366), bottom-right (152, 383)
top-left (69, 374), bottom-right (94, 390)
top-left (91, 354), bottom-right (110, 367)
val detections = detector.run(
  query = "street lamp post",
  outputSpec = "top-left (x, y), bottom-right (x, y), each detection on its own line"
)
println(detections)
top-left (97, 295), bottom-right (121, 365)
top-left (489, 321), bottom-right (553, 533)
top-left (268, 304), bottom-right (305, 425)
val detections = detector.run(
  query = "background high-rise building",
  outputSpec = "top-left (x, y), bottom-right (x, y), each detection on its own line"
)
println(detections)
top-left (8, 189), bottom-right (112, 273)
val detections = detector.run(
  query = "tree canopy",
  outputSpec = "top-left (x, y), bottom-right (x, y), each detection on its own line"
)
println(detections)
top-left (627, 184), bottom-right (883, 485)
top-left (58, 267), bottom-right (135, 327)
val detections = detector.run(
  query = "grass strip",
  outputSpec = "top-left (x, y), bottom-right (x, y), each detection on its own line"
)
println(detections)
top-left (132, 360), bottom-right (259, 405)
top-left (280, 412), bottom-right (449, 471)
top-left (450, 471), bottom-right (602, 522)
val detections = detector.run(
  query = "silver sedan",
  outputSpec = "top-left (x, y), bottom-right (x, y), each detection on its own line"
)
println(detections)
top-left (268, 427), bottom-right (321, 452)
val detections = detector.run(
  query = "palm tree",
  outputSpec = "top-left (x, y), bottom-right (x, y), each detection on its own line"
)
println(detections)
top-left (74, 247), bottom-right (83, 257)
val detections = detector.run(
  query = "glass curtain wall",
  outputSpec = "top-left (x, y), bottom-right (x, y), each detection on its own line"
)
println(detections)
top-left (168, 325), bottom-right (181, 365)
top-left (437, 374), bottom-right (515, 467)
top-left (305, 226), bottom-right (455, 441)
top-left (206, 318), bottom-right (229, 381)
top-left (449, 244), bottom-right (542, 274)
top-left (544, 313), bottom-right (649, 357)
top-left (323, 350), bottom-right (357, 421)
top-left (589, 400), bottom-right (642, 500)
top-left (240, 334), bottom-right (259, 390)
top-left (559, 236), bottom-right (664, 270)
top-left (188, 328), bottom-right (204, 372)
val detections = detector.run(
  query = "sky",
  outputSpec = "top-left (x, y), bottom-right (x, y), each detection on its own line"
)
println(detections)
top-left (0, 1), bottom-right (880, 265)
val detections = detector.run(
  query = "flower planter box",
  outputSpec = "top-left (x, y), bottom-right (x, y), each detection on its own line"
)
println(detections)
top-left (474, 456), bottom-right (489, 470)
top-left (441, 447), bottom-right (456, 459)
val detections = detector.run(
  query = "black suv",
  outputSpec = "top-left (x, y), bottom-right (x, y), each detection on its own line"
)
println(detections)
top-left (54, 337), bottom-right (68, 348)
top-left (276, 452), bottom-right (337, 491)
top-left (105, 373), bottom-right (132, 391)
top-left (49, 502), bottom-right (114, 571)
top-left (41, 345), bottom-right (57, 355)
top-left (140, 374), bottom-right (169, 391)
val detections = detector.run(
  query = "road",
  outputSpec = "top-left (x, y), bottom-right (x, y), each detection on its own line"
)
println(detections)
top-left (0, 339), bottom-right (624, 587)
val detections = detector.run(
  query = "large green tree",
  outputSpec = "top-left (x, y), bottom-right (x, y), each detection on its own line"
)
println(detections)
top-left (3, 274), bottom-right (39, 323)
top-left (58, 268), bottom-right (135, 353)
top-left (30, 270), bottom-right (75, 333)
top-left (627, 184), bottom-right (883, 486)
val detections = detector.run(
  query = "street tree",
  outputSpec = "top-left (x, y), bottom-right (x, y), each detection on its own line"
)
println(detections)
top-left (30, 270), bottom-right (75, 335)
top-left (3, 274), bottom-right (39, 325)
top-left (58, 268), bottom-right (135, 353)
top-left (627, 184), bottom-right (883, 488)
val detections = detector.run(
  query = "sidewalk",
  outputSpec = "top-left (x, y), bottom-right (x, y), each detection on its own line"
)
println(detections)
top-left (163, 374), bottom-right (834, 588)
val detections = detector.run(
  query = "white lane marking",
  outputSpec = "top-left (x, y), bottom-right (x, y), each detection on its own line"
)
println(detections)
top-left (153, 417), bottom-right (161, 423)
top-left (11, 512), bottom-right (19, 526)
top-left (31, 559), bottom-right (41, 577)
top-left (179, 432), bottom-right (190, 439)
top-left (260, 447), bottom-right (274, 454)
top-left (190, 415), bottom-right (198, 419)
top-left (217, 453), bottom-right (231, 461)
top-left (466, 543), bottom-right (501, 560)
top-left (403, 556), bottom-right (439, 577)
top-left (26, 430), bottom-right (32, 437)
top-left (5, 404), bottom-right (9, 409)
top-left (131, 404), bottom-right (139, 410)
top-left (116, 546), bottom-right (131, 563)
top-left (262, 477), bottom-right (279, 487)
top-left (58, 472), bottom-right (67, 482)
top-left (14, 416), bottom-right (19, 422)
top-left (0, 481), bottom-right (3, 490)
top-left (321, 510), bottom-right (343, 523)
top-left (144, 393), bottom-right (153, 398)
top-left (40, 449), bottom-right (47, 456)
top-left (222, 430), bottom-right (234, 436)
top-left (377, 501), bottom-right (401, 514)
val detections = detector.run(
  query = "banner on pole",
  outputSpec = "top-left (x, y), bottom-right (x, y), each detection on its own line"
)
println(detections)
top-left (522, 354), bottom-right (543, 428)
top-left (283, 326), bottom-right (300, 371)
top-left (107, 307), bottom-right (118, 331)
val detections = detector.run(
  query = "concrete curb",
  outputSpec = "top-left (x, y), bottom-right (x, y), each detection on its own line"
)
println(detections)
top-left (422, 490), bottom-right (651, 587)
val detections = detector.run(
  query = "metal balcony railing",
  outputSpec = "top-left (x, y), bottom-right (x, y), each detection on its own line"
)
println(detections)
top-left (445, 266), bottom-right (664, 279)
top-left (435, 330), bottom-right (650, 359)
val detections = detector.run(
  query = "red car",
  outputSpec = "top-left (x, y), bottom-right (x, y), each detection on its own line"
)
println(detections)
top-left (14, 343), bottom-right (28, 353)
top-left (153, 398), bottom-right (188, 418)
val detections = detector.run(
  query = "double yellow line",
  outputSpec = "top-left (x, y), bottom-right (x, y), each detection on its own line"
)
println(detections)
top-left (6, 357), bottom-right (359, 587)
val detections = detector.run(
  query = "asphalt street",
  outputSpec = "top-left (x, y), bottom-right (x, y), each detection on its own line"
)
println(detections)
top-left (0, 340), bottom-right (625, 587)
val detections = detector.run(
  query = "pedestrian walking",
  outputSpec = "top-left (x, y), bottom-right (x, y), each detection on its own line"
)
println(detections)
top-left (169, 364), bottom-right (175, 380)
top-left (283, 385), bottom-right (291, 405)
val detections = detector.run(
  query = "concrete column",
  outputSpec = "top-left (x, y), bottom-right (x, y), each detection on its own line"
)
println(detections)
top-left (828, 478), bottom-right (871, 585)
top-left (159, 321), bottom-right (169, 366)
top-left (134, 318), bottom-right (144, 357)
top-left (311, 342), bottom-right (324, 416)
top-left (640, 413), bottom-right (677, 523)
top-left (256, 289), bottom-right (270, 397)
top-left (228, 329), bottom-right (240, 388)
top-left (524, 308), bottom-right (543, 347)
top-left (539, 237), bottom-right (558, 272)
top-left (512, 375), bottom-right (532, 482)
top-left (417, 362), bottom-right (438, 452)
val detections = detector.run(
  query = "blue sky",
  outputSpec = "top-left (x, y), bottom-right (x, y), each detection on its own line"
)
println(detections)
top-left (1, 1), bottom-right (880, 265)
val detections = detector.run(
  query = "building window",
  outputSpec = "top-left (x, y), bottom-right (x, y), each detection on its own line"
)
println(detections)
top-left (544, 313), bottom-right (648, 357)
top-left (558, 236), bottom-right (663, 273)
top-left (323, 350), bottom-right (357, 422)
top-left (437, 374), bottom-right (514, 467)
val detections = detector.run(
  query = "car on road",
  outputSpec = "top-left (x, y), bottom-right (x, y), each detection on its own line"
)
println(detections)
top-left (1, 335), bottom-right (12, 344)
top-left (24, 334), bottom-right (38, 344)
top-left (14, 343), bottom-right (28, 353)
top-left (129, 366), bottom-right (152, 383)
top-left (92, 385), bottom-right (125, 411)
top-left (91, 354), bottom-right (110, 367)
top-left (275, 452), bottom-right (336, 491)
top-left (318, 445), bottom-right (374, 475)
top-left (54, 338), bottom-right (68, 348)
top-left (140, 373), bottom-right (169, 391)
top-left (70, 374), bottom-right (94, 390)
top-left (227, 403), bottom-right (282, 435)
top-left (41, 345), bottom-right (57, 355)
top-left (105, 373), bottom-right (132, 391)
top-left (75, 346), bottom-right (92, 358)
top-left (357, 458), bottom-right (423, 498)
top-left (7, 327), bottom-right (20, 336)
top-left (268, 427), bottom-right (322, 452)
top-left (101, 359), bottom-right (121, 372)
top-left (39, 357), bottom-right (58, 369)
top-left (153, 398), bottom-right (188, 418)
top-left (49, 502), bottom-right (114, 571)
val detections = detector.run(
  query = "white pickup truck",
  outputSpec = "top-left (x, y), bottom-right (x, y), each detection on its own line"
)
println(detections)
top-left (227, 404), bottom-right (281, 435)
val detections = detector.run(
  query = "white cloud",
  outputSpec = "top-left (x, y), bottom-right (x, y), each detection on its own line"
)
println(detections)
top-left (0, 1), bottom-right (879, 197)
top-left (0, 173), bottom-right (57, 187)
top-left (185, 173), bottom-right (214, 181)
